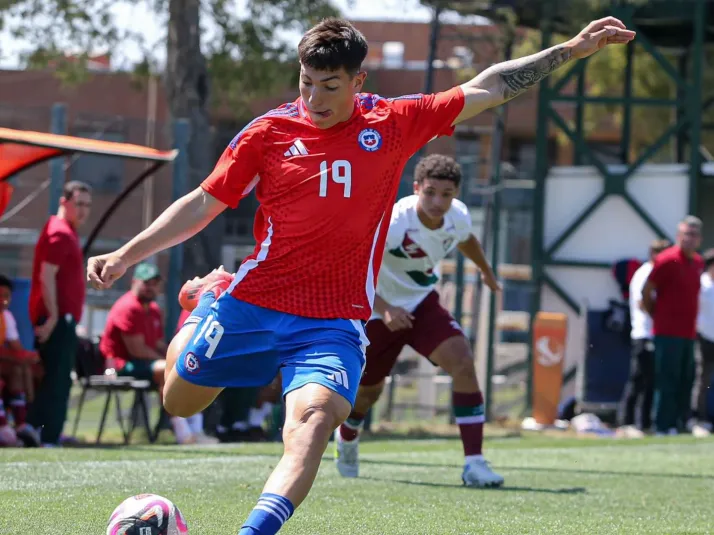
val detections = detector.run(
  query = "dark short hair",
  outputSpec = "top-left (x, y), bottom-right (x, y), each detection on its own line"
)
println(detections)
top-left (414, 154), bottom-right (462, 187)
top-left (0, 274), bottom-right (13, 291)
top-left (63, 180), bottom-right (91, 200)
top-left (298, 18), bottom-right (368, 74)
top-left (649, 239), bottom-right (671, 258)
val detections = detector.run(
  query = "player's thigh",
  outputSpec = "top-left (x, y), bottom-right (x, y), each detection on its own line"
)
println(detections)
top-left (163, 369), bottom-right (223, 418)
top-left (170, 296), bottom-right (282, 408)
top-left (411, 292), bottom-right (472, 372)
top-left (360, 318), bottom-right (410, 386)
top-left (280, 317), bottom-right (368, 411)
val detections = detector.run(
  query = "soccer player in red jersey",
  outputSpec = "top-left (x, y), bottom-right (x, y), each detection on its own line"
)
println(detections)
top-left (88, 17), bottom-right (634, 534)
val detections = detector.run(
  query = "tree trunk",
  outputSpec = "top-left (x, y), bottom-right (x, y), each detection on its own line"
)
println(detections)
top-left (166, 0), bottom-right (223, 279)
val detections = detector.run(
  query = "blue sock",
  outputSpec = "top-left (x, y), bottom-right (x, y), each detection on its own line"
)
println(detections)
top-left (238, 493), bottom-right (294, 535)
top-left (185, 291), bottom-right (218, 326)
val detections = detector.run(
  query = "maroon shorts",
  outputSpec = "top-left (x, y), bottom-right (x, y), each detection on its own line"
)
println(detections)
top-left (361, 291), bottom-right (464, 386)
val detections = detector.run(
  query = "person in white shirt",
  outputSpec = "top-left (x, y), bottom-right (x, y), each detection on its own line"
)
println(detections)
top-left (333, 154), bottom-right (504, 488)
top-left (692, 249), bottom-right (714, 435)
top-left (619, 239), bottom-right (670, 433)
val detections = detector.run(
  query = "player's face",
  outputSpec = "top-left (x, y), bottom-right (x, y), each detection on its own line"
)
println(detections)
top-left (414, 178), bottom-right (459, 225)
top-left (299, 65), bottom-right (366, 129)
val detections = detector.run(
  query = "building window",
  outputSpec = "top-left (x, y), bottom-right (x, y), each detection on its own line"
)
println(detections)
top-left (70, 131), bottom-right (125, 194)
top-left (382, 42), bottom-right (405, 69)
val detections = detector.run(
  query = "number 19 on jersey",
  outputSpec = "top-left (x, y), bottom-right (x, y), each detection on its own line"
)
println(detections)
top-left (319, 160), bottom-right (352, 198)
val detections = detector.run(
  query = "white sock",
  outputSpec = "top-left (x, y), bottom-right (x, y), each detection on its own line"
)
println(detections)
top-left (187, 413), bottom-right (204, 435)
top-left (171, 417), bottom-right (192, 444)
top-left (465, 454), bottom-right (484, 463)
top-left (249, 403), bottom-right (273, 428)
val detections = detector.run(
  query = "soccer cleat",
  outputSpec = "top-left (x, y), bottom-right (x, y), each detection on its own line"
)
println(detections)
top-left (462, 458), bottom-right (504, 488)
top-left (178, 267), bottom-right (234, 312)
top-left (334, 428), bottom-right (360, 478)
top-left (15, 423), bottom-right (41, 448)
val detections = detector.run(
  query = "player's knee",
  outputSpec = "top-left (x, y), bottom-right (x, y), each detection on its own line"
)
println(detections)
top-left (450, 356), bottom-right (476, 380)
top-left (284, 402), bottom-right (348, 449)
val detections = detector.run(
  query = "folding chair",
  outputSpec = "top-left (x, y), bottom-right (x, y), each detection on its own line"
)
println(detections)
top-left (71, 336), bottom-right (159, 445)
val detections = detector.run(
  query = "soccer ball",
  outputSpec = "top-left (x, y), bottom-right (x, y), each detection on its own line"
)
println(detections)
top-left (106, 494), bottom-right (188, 535)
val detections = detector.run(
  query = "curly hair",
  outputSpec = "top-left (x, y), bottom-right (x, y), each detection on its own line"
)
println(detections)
top-left (414, 154), bottom-right (462, 186)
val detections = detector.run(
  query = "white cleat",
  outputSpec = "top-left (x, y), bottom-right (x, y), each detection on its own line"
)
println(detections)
top-left (334, 429), bottom-right (359, 478)
top-left (462, 458), bottom-right (504, 488)
top-left (692, 422), bottom-right (712, 438)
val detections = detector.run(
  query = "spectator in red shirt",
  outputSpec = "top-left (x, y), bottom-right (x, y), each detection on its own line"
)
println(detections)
top-left (642, 216), bottom-right (704, 435)
top-left (101, 263), bottom-right (167, 389)
top-left (26, 181), bottom-right (91, 447)
top-left (101, 264), bottom-right (217, 445)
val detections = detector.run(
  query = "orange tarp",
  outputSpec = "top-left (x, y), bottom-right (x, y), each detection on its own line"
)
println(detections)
top-left (0, 126), bottom-right (177, 184)
top-left (0, 126), bottom-right (178, 216)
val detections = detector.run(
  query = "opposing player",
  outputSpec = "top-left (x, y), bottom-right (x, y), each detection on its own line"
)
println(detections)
top-left (334, 154), bottom-right (502, 485)
top-left (87, 17), bottom-right (634, 534)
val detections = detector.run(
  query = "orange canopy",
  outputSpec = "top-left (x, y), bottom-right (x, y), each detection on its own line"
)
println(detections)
top-left (0, 126), bottom-right (177, 183)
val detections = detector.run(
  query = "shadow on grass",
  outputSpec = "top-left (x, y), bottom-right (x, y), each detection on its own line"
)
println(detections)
top-left (361, 476), bottom-right (587, 494)
top-left (361, 459), bottom-right (714, 481)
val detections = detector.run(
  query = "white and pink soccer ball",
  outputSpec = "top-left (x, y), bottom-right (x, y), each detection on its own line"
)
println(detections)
top-left (107, 494), bottom-right (188, 535)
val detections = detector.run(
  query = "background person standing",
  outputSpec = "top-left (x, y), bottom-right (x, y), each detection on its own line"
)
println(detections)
top-left (26, 181), bottom-right (91, 447)
top-left (642, 216), bottom-right (704, 435)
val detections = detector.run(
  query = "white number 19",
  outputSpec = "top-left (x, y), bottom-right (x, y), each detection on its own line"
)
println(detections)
top-left (193, 314), bottom-right (224, 359)
top-left (319, 160), bottom-right (352, 198)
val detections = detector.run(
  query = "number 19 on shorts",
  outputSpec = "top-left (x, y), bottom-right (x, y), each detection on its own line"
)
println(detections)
top-left (319, 160), bottom-right (352, 198)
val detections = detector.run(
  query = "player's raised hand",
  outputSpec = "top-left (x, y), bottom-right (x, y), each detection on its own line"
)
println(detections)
top-left (87, 252), bottom-right (128, 290)
top-left (383, 305), bottom-right (415, 332)
top-left (568, 17), bottom-right (636, 59)
top-left (482, 271), bottom-right (502, 293)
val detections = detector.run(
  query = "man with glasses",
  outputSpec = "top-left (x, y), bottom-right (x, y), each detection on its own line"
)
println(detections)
top-left (642, 216), bottom-right (704, 435)
top-left (27, 181), bottom-right (92, 447)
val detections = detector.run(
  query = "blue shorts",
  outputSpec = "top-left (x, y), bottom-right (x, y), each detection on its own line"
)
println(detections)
top-left (174, 295), bottom-right (368, 406)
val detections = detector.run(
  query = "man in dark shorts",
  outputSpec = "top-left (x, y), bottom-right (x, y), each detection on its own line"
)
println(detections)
top-left (333, 154), bottom-right (504, 487)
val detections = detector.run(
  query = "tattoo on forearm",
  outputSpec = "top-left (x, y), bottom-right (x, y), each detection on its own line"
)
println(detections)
top-left (486, 45), bottom-right (573, 101)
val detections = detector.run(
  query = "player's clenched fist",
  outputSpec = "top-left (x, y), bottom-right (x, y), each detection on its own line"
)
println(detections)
top-left (382, 305), bottom-right (415, 332)
top-left (87, 253), bottom-right (128, 290)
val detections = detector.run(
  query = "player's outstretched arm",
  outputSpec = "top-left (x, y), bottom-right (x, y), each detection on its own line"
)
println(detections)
top-left (457, 234), bottom-right (501, 293)
top-left (452, 17), bottom-right (635, 124)
top-left (87, 187), bottom-right (227, 289)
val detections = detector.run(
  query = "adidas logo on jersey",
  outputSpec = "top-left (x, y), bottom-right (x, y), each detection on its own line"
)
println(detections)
top-left (283, 139), bottom-right (309, 157)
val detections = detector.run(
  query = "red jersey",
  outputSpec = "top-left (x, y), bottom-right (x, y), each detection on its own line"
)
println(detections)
top-left (100, 291), bottom-right (164, 370)
top-left (647, 245), bottom-right (704, 339)
top-left (29, 215), bottom-right (85, 324)
top-left (202, 88), bottom-right (465, 320)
